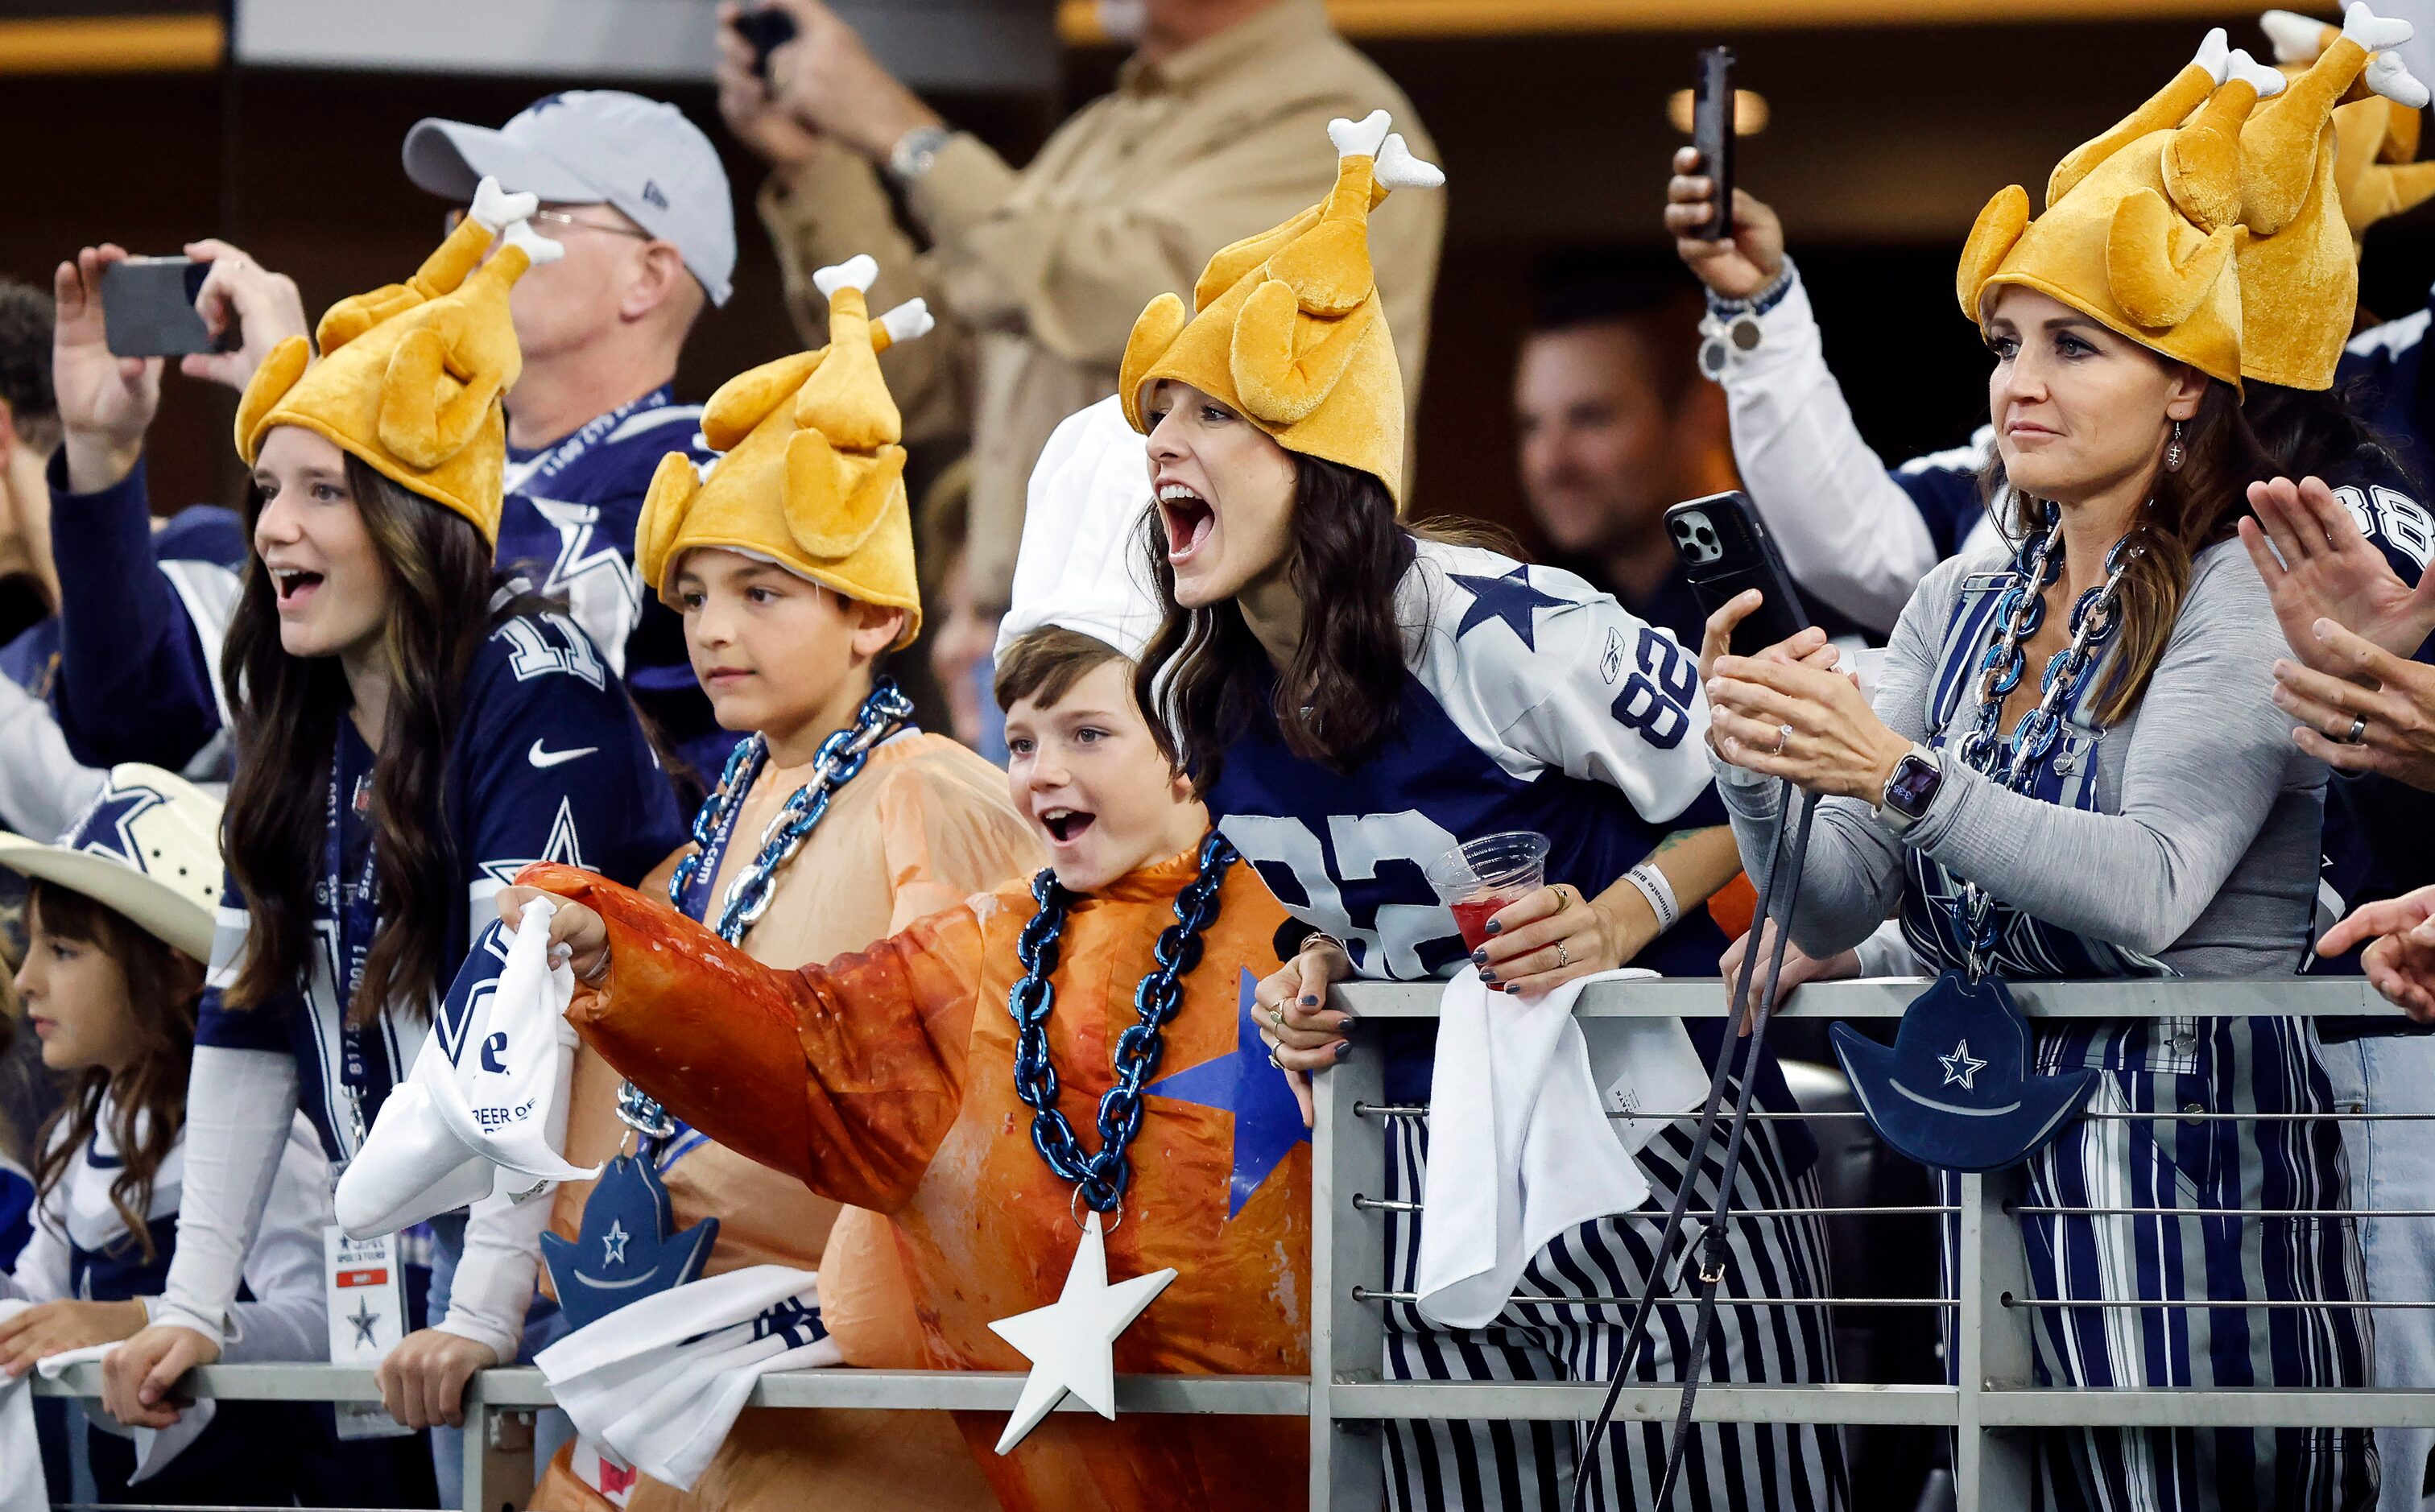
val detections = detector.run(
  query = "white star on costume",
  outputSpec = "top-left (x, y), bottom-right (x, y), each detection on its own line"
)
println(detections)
top-left (986, 1210), bottom-right (1176, 1454)
top-left (1940, 1040), bottom-right (1987, 1091)
top-left (602, 1217), bottom-right (630, 1266)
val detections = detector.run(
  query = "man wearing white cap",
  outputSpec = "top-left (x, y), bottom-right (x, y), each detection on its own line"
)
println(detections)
top-left (403, 89), bottom-right (740, 785)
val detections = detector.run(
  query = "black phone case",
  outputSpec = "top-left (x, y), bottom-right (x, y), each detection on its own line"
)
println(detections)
top-left (1665, 492), bottom-right (1811, 652)
top-left (735, 7), bottom-right (798, 77)
top-left (1693, 46), bottom-right (1735, 242)
top-left (100, 259), bottom-right (220, 359)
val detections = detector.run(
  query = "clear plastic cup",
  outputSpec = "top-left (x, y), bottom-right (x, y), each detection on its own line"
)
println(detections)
top-left (1425, 831), bottom-right (1552, 953)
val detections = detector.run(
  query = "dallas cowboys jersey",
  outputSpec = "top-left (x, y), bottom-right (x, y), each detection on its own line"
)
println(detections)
top-left (194, 607), bottom-right (685, 1162)
top-left (1197, 538), bottom-right (1805, 1126)
top-left (29, 456), bottom-right (245, 810)
top-left (500, 385), bottom-right (728, 784)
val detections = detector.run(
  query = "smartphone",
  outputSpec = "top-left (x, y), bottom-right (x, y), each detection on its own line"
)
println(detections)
top-left (101, 257), bottom-right (231, 359)
top-left (1665, 491), bottom-right (1812, 651)
top-left (1692, 45), bottom-right (1735, 242)
top-left (732, 5), bottom-right (798, 80)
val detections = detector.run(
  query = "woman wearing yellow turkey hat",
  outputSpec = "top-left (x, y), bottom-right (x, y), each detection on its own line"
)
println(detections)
top-left (94, 182), bottom-right (690, 1474)
top-left (1696, 35), bottom-right (2392, 1512)
top-left (524, 254), bottom-right (1039, 1512)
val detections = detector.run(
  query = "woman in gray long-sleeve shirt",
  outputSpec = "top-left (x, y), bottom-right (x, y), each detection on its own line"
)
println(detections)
top-left (1693, 49), bottom-right (2381, 1506)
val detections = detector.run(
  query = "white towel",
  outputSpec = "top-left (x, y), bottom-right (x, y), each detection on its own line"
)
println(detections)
top-left (0, 1301), bottom-right (214, 1502)
top-left (535, 1264), bottom-right (842, 1493)
top-left (336, 902), bottom-right (595, 1237)
top-left (1413, 967), bottom-right (1709, 1329)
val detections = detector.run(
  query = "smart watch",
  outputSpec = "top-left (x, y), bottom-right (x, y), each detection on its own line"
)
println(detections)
top-left (1878, 743), bottom-right (1945, 828)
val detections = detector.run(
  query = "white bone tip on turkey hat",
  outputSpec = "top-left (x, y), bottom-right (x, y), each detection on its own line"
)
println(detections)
top-left (812, 254), bottom-right (879, 298)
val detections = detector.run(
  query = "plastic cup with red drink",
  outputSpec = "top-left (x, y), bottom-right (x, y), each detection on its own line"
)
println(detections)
top-left (1425, 831), bottom-right (1552, 955)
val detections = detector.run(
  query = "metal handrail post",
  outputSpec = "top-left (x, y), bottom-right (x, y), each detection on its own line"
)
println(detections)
top-left (1315, 1029), bottom-right (1387, 1512)
top-left (462, 1371), bottom-right (490, 1512)
top-left (1956, 1166), bottom-right (2035, 1510)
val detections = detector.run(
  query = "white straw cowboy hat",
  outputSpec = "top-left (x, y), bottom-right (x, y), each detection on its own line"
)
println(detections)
top-left (0, 766), bottom-right (224, 961)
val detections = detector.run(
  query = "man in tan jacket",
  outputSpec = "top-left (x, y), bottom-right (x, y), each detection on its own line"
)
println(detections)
top-left (713, 0), bottom-right (1444, 619)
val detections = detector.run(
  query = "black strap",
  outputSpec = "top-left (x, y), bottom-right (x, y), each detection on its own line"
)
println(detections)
top-left (1570, 781), bottom-right (1818, 1511)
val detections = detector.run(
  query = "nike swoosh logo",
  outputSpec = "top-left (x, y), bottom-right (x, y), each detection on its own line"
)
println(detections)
top-left (528, 740), bottom-right (598, 770)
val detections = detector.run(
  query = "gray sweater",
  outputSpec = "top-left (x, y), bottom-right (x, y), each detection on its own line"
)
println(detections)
top-left (1714, 538), bottom-right (2325, 977)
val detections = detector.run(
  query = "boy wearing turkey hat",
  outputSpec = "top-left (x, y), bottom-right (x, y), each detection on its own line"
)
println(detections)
top-left (499, 374), bottom-right (1308, 1509)
top-left (526, 256), bottom-right (1041, 1512)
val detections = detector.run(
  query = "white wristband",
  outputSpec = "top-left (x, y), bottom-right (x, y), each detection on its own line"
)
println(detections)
top-left (1623, 864), bottom-right (1680, 933)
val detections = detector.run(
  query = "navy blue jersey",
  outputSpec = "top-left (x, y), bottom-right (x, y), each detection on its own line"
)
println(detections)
top-left (193, 605), bottom-right (685, 1160)
top-left (1888, 426), bottom-right (2003, 563)
top-left (500, 386), bottom-right (728, 786)
top-left (1197, 538), bottom-right (1801, 1151)
top-left (44, 454), bottom-right (246, 775)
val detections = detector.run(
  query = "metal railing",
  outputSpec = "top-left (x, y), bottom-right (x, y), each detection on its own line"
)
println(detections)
top-left (32, 977), bottom-right (2433, 1512)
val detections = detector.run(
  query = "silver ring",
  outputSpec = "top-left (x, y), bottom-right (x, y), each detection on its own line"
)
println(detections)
top-left (1551, 885), bottom-right (1573, 912)
top-left (1556, 940), bottom-right (1572, 969)
top-left (2346, 714), bottom-right (2370, 745)
top-left (1770, 723), bottom-right (1792, 756)
top-left (1267, 1002), bottom-right (1286, 1031)
top-left (1267, 1047), bottom-right (1285, 1071)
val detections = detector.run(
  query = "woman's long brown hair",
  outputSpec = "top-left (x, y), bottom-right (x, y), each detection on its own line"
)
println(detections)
top-left (1136, 452), bottom-right (1507, 795)
top-left (220, 454), bottom-right (512, 1026)
top-left (27, 881), bottom-right (203, 1263)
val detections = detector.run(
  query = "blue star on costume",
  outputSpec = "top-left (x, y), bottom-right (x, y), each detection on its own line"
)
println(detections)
top-left (1447, 565), bottom-right (1568, 651)
top-left (540, 1153), bottom-right (719, 1332)
top-left (1143, 969), bottom-right (1312, 1219)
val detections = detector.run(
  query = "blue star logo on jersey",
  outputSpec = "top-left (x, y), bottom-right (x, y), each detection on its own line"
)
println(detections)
top-left (540, 1154), bottom-right (719, 1332)
top-left (68, 779), bottom-right (167, 871)
top-left (1448, 566), bottom-right (1567, 651)
top-left (1143, 969), bottom-right (1312, 1219)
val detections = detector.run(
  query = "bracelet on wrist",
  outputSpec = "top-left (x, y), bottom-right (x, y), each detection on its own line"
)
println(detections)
top-left (1623, 864), bottom-right (1681, 934)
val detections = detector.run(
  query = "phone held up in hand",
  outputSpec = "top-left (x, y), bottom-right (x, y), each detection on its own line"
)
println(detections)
top-left (733, 5), bottom-right (799, 81)
top-left (1666, 491), bottom-right (1812, 653)
top-left (1692, 45), bottom-right (1735, 242)
top-left (100, 257), bottom-right (235, 360)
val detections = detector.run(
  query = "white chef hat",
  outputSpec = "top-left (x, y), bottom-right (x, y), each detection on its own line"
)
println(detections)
top-left (993, 396), bottom-right (1164, 663)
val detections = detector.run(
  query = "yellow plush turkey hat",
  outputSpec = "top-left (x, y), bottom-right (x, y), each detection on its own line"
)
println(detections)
top-left (235, 180), bottom-right (553, 543)
top-left (1118, 111), bottom-right (1442, 502)
top-left (634, 255), bottom-right (931, 647)
top-left (2228, 6), bottom-right (2429, 387)
top-left (1958, 35), bottom-right (2248, 390)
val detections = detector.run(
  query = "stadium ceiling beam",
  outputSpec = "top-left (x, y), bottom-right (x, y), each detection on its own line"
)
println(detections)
top-left (1059, 0), bottom-right (2273, 42)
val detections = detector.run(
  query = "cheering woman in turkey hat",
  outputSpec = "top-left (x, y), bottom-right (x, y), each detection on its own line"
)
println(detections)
top-left (1699, 27), bottom-right (2416, 1510)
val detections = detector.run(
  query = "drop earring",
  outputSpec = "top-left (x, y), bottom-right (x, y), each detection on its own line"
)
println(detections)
top-left (2164, 419), bottom-right (2186, 473)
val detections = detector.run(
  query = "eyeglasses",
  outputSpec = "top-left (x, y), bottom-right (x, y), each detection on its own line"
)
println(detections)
top-left (442, 206), bottom-right (654, 241)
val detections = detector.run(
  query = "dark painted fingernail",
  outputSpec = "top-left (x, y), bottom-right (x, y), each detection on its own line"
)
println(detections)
top-left (1479, 970), bottom-right (1498, 985)
top-left (1331, 1013), bottom-right (1356, 1030)
top-left (1485, 919), bottom-right (1502, 936)
top-left (1300, 994), bottom-right (1319, 1006)
top-left (1335, 1042), bottom-right (1354, 1062)
top-left (1470, 948), bottom-right (1487, 965)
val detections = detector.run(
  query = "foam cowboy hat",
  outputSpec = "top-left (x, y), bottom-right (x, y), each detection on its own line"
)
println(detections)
top-left (0, 766), bottom-right (224, 963)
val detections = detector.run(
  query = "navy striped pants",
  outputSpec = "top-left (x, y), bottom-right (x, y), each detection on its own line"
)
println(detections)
top-left (1380, 1105), bottom-right (1849, 1511)
top-left (1984, 1014), bottom-right (2379, 1512)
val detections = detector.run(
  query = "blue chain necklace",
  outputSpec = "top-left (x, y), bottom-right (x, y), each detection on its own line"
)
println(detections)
top-left (615, 678), bottom-right (913, 1142)
top-left (1007, 829), bottom-right (1237, 1217)
top-left (1947, 503), bottom-right (2141, 977)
